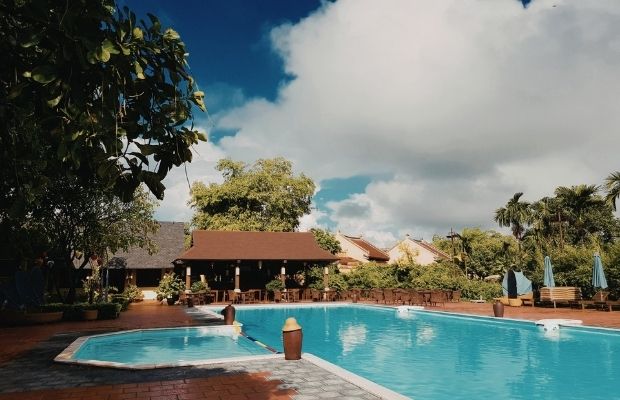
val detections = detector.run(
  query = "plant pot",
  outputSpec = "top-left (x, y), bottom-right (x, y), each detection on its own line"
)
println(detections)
top-left (493, 301), bottom-right (504, 317)
top-left (282, 318), bottom-right (302, 360)
top-left (82, 309), bottom-right (99, 321)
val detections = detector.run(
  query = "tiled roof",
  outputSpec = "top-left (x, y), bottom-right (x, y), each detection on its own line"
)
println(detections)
top-left (344, 235), bottom-right (390, 261)
top-left (177, 231), bottom-right (339, 262)
top-left (107, 221), bottom-right (185, 270)
top-left (413, 239), bottom-right (450, 259)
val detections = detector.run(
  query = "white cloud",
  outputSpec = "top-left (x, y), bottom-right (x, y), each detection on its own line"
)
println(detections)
top-left (155, 136), bottom-right (226, 222)
top-left (161, 0), bottom-right (620, 243)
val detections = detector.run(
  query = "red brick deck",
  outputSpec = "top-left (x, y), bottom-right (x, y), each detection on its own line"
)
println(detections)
top-left (0, 373), bottom-right (295, 400)
top-left (1, 299), bottom-right (619, 400)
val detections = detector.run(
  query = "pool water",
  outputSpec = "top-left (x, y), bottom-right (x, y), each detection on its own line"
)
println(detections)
top-left (235, 305), bottom-right (620, 400)
top-left (73, 327), bottom-right (270, 366)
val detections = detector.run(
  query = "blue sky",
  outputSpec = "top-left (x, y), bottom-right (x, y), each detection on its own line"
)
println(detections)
top-left (129, 0), bottom-right (620, 247)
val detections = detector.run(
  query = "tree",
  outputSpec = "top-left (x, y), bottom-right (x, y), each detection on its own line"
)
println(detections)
top-left (1, 0), bottom-right (205, 222)
top-left (605, 171), bottom-right (620, 211)
top-left (310, 228), bottom-right (342, 255)
top-left (554, 185), bottom-right (607, 244)
top-left (29, 178), bottom-right (159, 302)
top-left (189, 158), bottom-right (315, 231)
top-left (494, 192), bottom-right (531, 252)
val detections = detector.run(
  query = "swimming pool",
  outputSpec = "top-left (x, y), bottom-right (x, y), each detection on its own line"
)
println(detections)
top-left (58, 326), bottom-right (272, 368)
top-left (233, 304), bottom-right (620, 400)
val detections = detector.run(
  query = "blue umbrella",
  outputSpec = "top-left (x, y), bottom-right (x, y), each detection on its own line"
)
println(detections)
top-left (592, 254), bottom-right (608, 289)
top-left (543, 256), bottom-right (555, 287)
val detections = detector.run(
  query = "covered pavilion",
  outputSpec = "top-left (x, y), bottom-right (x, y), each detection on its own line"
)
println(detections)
top-left (174, 231), bottom-right (339, 293)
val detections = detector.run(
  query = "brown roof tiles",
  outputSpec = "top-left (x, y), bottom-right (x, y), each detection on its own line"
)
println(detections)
top-left (177, 231), bottom-right (339, 262)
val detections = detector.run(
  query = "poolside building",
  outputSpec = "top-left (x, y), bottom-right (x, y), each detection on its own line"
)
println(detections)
top-left (387, 234), bottom-right (449, 265)
top-left (175, 231), bottom-right (339, 291)
top-left (106, 221), bottom-right (185, 299)
top-left (334, 232), bottom-right (390, 273)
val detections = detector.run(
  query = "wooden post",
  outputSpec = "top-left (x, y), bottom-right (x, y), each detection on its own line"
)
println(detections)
top-left (281, 260), bottom-right (287, 288)
top-left (185, 266), bottom-right (191, 291)
top-left (234, 263), bottom-right (240, 293)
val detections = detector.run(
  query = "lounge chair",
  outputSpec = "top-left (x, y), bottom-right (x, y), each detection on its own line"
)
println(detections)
top-left (578, 291), bottom-right (609, 310)
top-left (518, 292), bottom-right (534, 307)
top-left (600, 299), bottom-right (620, 311)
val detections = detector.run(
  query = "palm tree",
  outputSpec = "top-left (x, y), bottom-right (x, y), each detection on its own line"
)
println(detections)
top-left (494, 192), bottom-right (531, 244)
top-left (495, 193), bottom-right (531, 267)
top-left (554, 184), bottom-right (602, 244)
top-left (605, 171), bottom-right (620, 211)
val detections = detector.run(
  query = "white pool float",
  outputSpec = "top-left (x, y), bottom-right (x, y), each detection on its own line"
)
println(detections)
top-left (535, 319), bottom-right (583, 331)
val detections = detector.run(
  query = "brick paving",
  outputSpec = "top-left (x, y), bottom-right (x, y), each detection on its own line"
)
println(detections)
top-left (1, 299), bottom-right (619, 400)
top-left (0, 301), bottom-right (381, 400)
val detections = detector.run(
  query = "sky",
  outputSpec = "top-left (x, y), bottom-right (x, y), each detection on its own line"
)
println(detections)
top-left (125, 0), bottom-right (620, 247)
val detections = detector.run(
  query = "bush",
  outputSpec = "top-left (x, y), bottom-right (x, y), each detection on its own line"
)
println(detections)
top-left (156, 272), bottom-right (185, 299)
top-left (265, 279), bottom-right (285, 292)
top-left (190, 281), bottom-right (209, 293)
top-left (110, 295), bottom-right (130, 311)
top-left (95, 302), bottom-right (122, 319)
top-left (123, 284), bottom-right (144, 302)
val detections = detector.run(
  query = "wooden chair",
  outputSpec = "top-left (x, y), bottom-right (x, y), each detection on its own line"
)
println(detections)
top-left (408, 290), bottom-right (424, 306)
top-left (540, 287), bottom-right (582, 308)
top-left (383, 289), bottom-right (395, 304)
top-left (311, 289), bottom-right (321, 302)
top-left (451, 289), bottom-right (461, 303)
top-left (518, 292), bottom-right (534, 307)
top-left (429, 290), bottom-right (446, 307)
top-left (227, 290), bottom-right (239, 304)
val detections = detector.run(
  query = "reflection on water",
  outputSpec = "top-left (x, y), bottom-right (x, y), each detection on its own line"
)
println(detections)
top-left (339, 324), bottom-right (367, 355)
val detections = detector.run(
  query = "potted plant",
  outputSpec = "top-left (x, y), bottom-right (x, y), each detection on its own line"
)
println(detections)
top-left (157, 272), bottom-right (185, 305)
top-left (265, 279), bottom-right (285, 301)
top-left (190, 280), bottom-right (209, 293)
top-left (80, 303), bottom-right (99, 321)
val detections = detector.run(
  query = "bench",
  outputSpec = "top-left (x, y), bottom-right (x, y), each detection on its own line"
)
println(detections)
top-left (539, 287), bottom-right (582, 308)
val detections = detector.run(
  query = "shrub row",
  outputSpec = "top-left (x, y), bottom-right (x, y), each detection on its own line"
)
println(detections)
top-left (40, 302), bottom-right (122, 320)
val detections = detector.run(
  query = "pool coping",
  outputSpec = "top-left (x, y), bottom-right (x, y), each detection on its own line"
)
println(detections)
top-left (54, 325), bottom-right (282, 370)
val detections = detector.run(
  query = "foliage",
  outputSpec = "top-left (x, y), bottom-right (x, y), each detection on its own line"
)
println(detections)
top-left (265, 279), bottom-right (285, 292)
top-left (433, 228), bottom-right (518, 279)
top-left (189, 158), bottom-right (315, 231)
top-left (82, 258), bottom-right (102, 304)
top-left (345, 262), bottom-right (400, 289)
top-left (122, 284), bottom-right (143, 302)
top-left (310, 229), bottom-right (342, 255)
top-left (108, 294), bottom-right (129, 310)
top-left (26, 179), bottom-right (159, 303)
top-left (156, 272), bottom-right (185, 298)
top-left (605, 171), bottom-right (620, 211)
top-left (190, 280), bottom-right (209, 293)
top-left (0, 0), bottom-right (205, 222)
top-left (0, 267), bottom-right (45, 310)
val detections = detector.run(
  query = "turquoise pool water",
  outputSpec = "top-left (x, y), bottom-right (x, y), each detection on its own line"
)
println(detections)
top-left (235, 305), bottom-right (620, 400)
top-left (73, 327), bottom-right (270, 366)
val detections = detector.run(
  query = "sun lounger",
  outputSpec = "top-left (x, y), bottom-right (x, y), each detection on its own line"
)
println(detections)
top-left (578, 291), bottom-right (609, 310)
top-left (518, 292), bottom-right (534, 307)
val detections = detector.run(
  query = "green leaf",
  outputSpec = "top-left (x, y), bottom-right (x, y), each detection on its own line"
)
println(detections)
top-left (7, 83), bottom-right (28, 100)
top-left (196, 131), bottom-right (208, 142)
top-left (31, 65), bottom-right (57, 84)
top-left (135, 143), bottom-right (158, 156)
top-left (96, 46), bottom-right (111, 62)
top-left (46, 94), bottom-right (63, 107)
top-left (132, 27), bottom-right (143, 40)
top-left (163, 28), bottom-right (180, 41)
top-left (142, 171), bottom-right (165, 200)
top-left (134, 61), bottom-right (145, 79)
top-left (102, 39), bottom-right (120, 55)
top-left (119, 44), bottom-right (131, 55)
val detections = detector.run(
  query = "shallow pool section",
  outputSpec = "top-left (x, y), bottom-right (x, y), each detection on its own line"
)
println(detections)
top-left (55, 326), bottom-right (273, 369)
top-left (233, 304), bottom-right (620, 400)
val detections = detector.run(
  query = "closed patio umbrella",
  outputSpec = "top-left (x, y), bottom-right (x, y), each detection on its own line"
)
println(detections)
top-left (592, 254), bottom-right (608, 289)
top-left (543, 256), bottom-right (555, 287)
